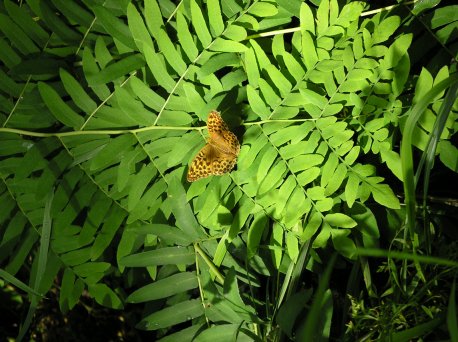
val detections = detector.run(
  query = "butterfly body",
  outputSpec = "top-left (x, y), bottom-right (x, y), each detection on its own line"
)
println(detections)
top-left (187, 111), bottom-right (240, 182)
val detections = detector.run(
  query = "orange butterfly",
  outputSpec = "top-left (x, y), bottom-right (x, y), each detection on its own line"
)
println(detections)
top-left (187, 111), bottom-right (240, 182)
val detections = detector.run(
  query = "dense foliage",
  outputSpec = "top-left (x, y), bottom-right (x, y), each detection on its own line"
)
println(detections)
top-left (0, 0), bottom-right (457, 340)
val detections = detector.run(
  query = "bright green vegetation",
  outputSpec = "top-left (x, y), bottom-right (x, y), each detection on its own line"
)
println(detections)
top-left (0, 0), bottom-right (457, 341)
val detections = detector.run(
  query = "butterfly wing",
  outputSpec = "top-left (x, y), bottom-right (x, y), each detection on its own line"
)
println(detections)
top-left (187, 111), bottom-right (240, 182)
top-left (187, 144), bottom-right (214, 182)
top-left (221, 130), bottom-right (240, 155)
top-left (207, 111), bottom-right (229, 135)
top-left (211, 151), bottom-right (237, 176)
top-left (187, 144), bottom-right (237, 182)
top-left (207, 111), bottom-right (240, 155)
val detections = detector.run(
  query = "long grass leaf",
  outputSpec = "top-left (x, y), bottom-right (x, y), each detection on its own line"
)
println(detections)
top-left (0, 268), bottom-right (42, 297)
top-left (400, 74), bottom-right (458, 239)
top-left (447, 280), bottom-right (458, 342)
top-left (391, 317), bottom-right (443, 342)
top-left (297, 253), bottom-right (337, 341)
top-left (356, 247), bottom-right (458, 267)
top-left (17, 188), bottom-right (54, 341)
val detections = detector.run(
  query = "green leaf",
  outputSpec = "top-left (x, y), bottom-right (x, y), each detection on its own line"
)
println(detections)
top-left (91, 208), bottom-right (126, 260)
top-left (193, 324), bottom-right (241, 342)
top-left (412, 0), bottom-right (441, 15)
top-left (38, 82), bottom-right (84, 129)
top-left (345, 173), bottom-right (360, 208)
top-left (4, 0), bottom-right (48, 47)
top-left (183, 82), bottom-right (207, 114)
top-left (73, 262), bottom-right (111, 278)
top-left (208, 0), bottom-right (225, 36)
top-left (50, 0), bottom-right (93, 29)
top-left (59, 269), bottom-right (83, 312)
top-left (296, 167), bottom-right (320, 186)
top-left (127, 272), bottom-right (198, 303)
top-left (223, 24), bottom-right (247, 41)
top-left (324, 213), bottom-right (357, 228)
top-left (60, 69), bottom-right (97, 114)
top-left (286, 232), bottom-right (299, 262)
top-left (158, 325), bottom-right (203, 342)
top-left (200, 53), bottom-right (238, 77)
top-left (0, 13), bottom-right (40, 55)
top-left (87, 53), bottom-right (145, 85)
top-left (155, 27), bottom-right (187, 75)
top-left (301, 89), bottom-right (327, 109)
top-left (120, 247), bottom-right (195, 267)
top-left (88, 283), bottom-right (123, 309)
top-left (91, 5), bottom-right (136, 50)
top-left (129, 76), bottom-right (165, 112)
top-left (144, 0), bottom-right (164, 37)
top-left (247, 214), bottom-right (268, 258)
top-left (177, 12), bottom-right (199, 61)
top-left (136, 223), bottom-right (193, 246)
top-left (259, 79), bottom-right (282, 109)
top-left (127, 164), bottom-right (156, 210)
top-left (382, 34), bottom-right (413, 70)
top-left (271, 222), bottom-right (283, 269)
top-left (90, 135), bottom-right (136, 171)
top-left (431, 5), bottom-right (458, 29)
top-left (373, 16), bottom-right (401, 44)
top-left (0, 70), bottom-right (22, 97)
top-left (247, 85), bottom-right (270, 119)
top-left (283, 52), bottom-right (305, 82)
top-left (439, 140), bottom-right (458, 172)
top-left (116, 88), bottom-right (156, 126)
top-left (138, 299), bottom-right (204, 330)
top-left (191, 0), bottom-right (212, 47)
top-left (324, 164), bottom-right (347, 196)
top-left (248, 3), bottom-right (279, 17)
top-left (265, 65), bottom-right (292, 96)
top-left (301, 213), bottom-right (322, 241)
top-left (302, 31), bottom-right (318, 70)
top-left (300, 3), bottom-right (315, 34)
top-left (336, 1), bottom-right (364, 27)
top-left (344, 146), bottom-right (360, 165)
top-left (371, 183), bottom-right (401, 209)
top-left (223, 263), bottom-right (258, 309)
top-left (210, 38), bottom-right (247, 52)
top-left (331, 232), bottom-right (356, 259)
top-left (156, 110), bottom-right (193, 126)
top-left (127, 2), bottom-right (154, 54)
top-left (258, 162), bottom-right (287, 195)
top-left (37, 1), bottom-right (81, 43)
top-left (144, 44), bottom-right (175, 92)
top-left (168, 178), bottom-right (205, 240)
top-left (81, 47), bottom-right (110, 99)
top-left (245, 47), bottom-right (260, 87)
top-left (316, 0), bottom-right (329, 36)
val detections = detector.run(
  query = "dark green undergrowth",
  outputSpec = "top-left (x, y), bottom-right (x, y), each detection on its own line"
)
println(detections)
top-left (0, 0), bottom-right (457, 341)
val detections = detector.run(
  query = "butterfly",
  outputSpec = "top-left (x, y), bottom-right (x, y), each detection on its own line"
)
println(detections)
top-left (187, 111), bottom-right (240, 182)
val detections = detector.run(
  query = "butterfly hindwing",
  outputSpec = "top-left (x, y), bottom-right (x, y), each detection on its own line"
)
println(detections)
top-left (211, 152), bottom-right (238, 175)
top-left (222, 130), bottom-right (240, 155)
top-left (187, 144), bottom-right (214, 182)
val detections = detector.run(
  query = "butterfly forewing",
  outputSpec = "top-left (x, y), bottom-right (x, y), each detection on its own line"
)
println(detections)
top-left (207, 111), bottom-right (229, 135)
top-left (187, 111), bottom-right (240, 182)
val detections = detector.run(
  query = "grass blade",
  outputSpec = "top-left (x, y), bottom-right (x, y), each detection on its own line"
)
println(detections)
top-left (17, 188), bottom-right (54, 341)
